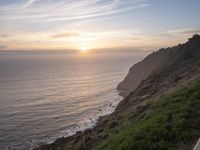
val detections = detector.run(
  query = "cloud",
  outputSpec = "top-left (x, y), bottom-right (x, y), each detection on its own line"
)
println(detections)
top-left (51, 32), bottom-right (80, 39)
top-left (0, 0), bottom-right (148, 21)
top-left (0, 45), bottom-right (7, 50)
top-left (0, 34), bottom-right (10, 38)
top-left (129, 27), bottom-right (200, 45)
top-left (162, 27), bottom-right (200, 36)
top-left (24, 0), bottom-right (40, 7)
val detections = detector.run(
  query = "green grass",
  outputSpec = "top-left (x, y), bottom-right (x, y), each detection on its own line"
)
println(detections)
top-left (95, 78), bottom-right (200, 150)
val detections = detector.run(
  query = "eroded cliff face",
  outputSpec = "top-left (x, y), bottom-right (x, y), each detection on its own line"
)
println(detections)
top-left (117, 49), bottom-right (173, 97)
top-left (117, 34), bottom-right (200, 97)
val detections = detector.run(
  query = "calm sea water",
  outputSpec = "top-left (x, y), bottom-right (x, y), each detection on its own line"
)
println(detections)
top-left (0, 51), bottom-right (147, 150)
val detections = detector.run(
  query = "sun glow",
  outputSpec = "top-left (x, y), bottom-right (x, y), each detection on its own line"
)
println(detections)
top-left (80, 47), bottom-right (89, 52)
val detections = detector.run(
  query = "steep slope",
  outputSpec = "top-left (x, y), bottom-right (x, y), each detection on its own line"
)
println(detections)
top-left (117, 34), bottom-right (200, 97)
top-left (96, 77), bottom-right (200, 150)
top-left (34, 35), bottom-right (200, 150)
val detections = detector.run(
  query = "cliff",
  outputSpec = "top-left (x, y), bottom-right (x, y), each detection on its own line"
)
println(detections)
top-left (117, 34), bottom-right (200, 97)
top-left (34, 35), bottom-right (200, 150)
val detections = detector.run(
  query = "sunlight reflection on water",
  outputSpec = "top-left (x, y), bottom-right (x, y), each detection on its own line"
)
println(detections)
top-left (0, 51), bottom-right (148, 149)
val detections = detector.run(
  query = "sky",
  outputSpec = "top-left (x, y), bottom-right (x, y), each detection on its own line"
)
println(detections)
top-left (0, 0), bottom-right (200, 51)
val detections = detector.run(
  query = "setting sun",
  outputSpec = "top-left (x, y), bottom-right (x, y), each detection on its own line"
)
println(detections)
top-left (80, 47), bottom-right (89, 52)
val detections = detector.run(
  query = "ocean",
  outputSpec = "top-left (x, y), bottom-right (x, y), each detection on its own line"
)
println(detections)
top-left (0, 51), bottom-right (147, 150)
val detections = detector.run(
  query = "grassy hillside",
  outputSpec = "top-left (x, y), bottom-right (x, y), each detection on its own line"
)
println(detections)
top-left (95, 78), bottom-right (200, 150)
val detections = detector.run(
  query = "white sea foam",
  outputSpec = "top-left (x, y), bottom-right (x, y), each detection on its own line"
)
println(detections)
top-left (61, 92), bottom-right (123, 137)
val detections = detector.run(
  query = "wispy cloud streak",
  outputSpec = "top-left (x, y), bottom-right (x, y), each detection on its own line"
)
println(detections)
top-left (0, 0), bottom-right (148, 21)
top-left (24, 0), bottom-right (40, 7)
top-left (51, 32), bottom-right (80, 38)
top-left (163, 28), bottom-right (200, 36)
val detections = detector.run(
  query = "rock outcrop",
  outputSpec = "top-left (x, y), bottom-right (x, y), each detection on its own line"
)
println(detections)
top-left (117, 34), bottom-right (200, 97)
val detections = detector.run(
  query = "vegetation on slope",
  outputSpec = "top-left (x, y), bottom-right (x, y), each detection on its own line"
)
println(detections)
top-left (95, 78), bottom-right (200, 150)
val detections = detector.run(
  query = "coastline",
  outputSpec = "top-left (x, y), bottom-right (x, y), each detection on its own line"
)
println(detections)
top-left (32, 90), bottom-right (123, 149)
top-left (60, 91), bottom-right (123, 137)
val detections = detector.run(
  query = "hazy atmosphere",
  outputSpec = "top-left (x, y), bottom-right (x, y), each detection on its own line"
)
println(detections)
top-left (0, 1), bottom-right (200, 150)
top-left (0, 0), bottom-right (200, 51)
